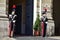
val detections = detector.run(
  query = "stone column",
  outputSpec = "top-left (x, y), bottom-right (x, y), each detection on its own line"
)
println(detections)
top-left (0, 0), bottom-right (7, 17)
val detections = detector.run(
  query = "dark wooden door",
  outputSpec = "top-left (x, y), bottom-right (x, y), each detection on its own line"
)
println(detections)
top-left (25, 0), bottom-right (33, 36)
top-left (53, 0), bottom-right (60, 36)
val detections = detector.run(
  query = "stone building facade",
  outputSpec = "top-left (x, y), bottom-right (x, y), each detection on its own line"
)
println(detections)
top-left (0, 0), bottom-right (7, 17)
top-left (0, 0), bottom-right (57, 36)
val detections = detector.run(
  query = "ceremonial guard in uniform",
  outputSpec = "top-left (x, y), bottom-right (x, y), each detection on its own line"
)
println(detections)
top-left (41, 7), bottom-right (48, 37)
top-left (8, 5), bottom-right (17, 37)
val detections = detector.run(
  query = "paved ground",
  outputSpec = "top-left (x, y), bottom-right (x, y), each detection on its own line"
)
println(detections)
top-left (2, 36), bottom-right (60, 40)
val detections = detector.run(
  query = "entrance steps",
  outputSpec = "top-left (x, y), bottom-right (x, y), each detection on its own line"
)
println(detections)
top-left (48, 36), bottom-right (60, 40)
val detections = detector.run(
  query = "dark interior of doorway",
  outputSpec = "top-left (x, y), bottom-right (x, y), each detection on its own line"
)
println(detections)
top-left (14, 5), bottom-right (22, 36)
top-left (53, 0), bottom-right (60, 36)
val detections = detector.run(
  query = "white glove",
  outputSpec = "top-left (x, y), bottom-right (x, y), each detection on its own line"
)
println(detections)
top-left (13, 20), bottom-right (16, 23)
top-left (45, 22), bottom-right (48, 24)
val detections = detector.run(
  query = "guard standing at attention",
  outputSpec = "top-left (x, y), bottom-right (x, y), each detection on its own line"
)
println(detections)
top-left (41, 7), bottom-right (48, 37)
top-left (8, 5), bottom-right (17, 37)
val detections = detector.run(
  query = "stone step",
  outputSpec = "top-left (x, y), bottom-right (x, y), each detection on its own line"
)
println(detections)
top-left (0, 18), bottom-right (8, 21)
